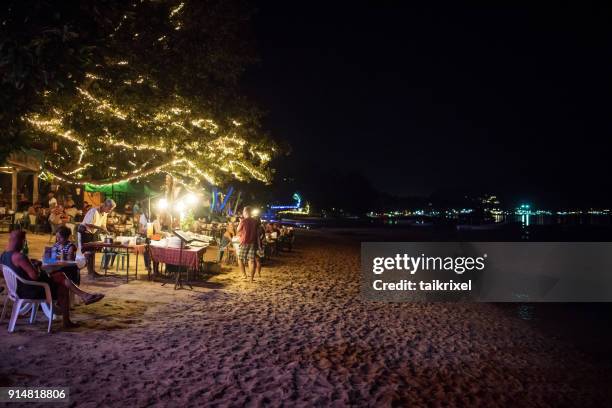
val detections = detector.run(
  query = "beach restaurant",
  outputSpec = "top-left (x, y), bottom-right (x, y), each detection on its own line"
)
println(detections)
top-left (0, 153), bottom-right (291, 285)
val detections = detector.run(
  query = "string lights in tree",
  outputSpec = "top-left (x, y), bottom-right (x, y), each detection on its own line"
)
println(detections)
top-left (20, 0), bottom-right (276, 189)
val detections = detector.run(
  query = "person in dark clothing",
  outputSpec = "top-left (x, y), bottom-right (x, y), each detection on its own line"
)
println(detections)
top-left (217, 222), bottom-right (236, 263)
top-left (1, 230), bottom-right (104, 328)
top-left (236, 206), bottom-right (259, 281)
top-left (17, 194), bottom-right (31, 212)
top-left (51, 226), bottom-right (80, 285)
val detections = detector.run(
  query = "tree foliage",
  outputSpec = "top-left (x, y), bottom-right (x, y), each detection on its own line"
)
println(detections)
top-left (1, 1), bottom-right (109, 160)
top-left (1, 0), bottom-right (275, 188)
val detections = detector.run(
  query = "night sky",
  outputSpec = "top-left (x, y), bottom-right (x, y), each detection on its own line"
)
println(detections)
top-left (244, 2), bottom-right (612, 207)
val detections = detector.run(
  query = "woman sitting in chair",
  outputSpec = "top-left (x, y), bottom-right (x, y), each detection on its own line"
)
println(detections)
top-left (52, 226), bottom-right (81, 285)
top-left (217, 222), bottom-right (236, 262)
top-left (1, 230), bottom-right (104, 328)
top-left (49, 205), bottom-right (69, 232)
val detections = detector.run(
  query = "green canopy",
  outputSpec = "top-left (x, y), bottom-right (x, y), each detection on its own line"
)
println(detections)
top-left (84, 181), bottom-right (157, 197)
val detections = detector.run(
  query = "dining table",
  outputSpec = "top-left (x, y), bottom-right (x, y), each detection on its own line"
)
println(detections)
top-left (148, 244), bottom-right (207, 272)
top-left (147, 242), bottom-right (210, 289)
top-left (81, 241), bottom-right (146, 282)
top-left (40, 259), bottom-right (78, 273)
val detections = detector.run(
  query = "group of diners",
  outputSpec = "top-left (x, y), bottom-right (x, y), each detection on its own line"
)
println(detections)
top-left (2, 191), bottom-right (150, 237)
top-left (0, 199), bottom-right (297, 330)
top-left (0, 192), bottom-right (80, 231)
top-left (0, 198), bottom-right (129, 329)
top-left (0, 198), bottom-right (120, 329)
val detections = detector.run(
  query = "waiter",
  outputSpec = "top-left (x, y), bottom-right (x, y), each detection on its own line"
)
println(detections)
top-left (78, 198), bottom-right (116, 277)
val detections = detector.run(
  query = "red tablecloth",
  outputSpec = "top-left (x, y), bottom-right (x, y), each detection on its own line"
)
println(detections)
top-left (149, 245), bottom-right (206, 270)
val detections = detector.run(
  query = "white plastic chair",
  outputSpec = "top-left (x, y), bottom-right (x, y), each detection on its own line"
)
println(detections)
top-left (28, 214), bottom-right (46, 234)
top-left (1, 265), bottom-right (54, 333)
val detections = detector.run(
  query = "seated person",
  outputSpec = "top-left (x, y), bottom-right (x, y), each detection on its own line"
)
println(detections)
top-left (48, 205), bottom-right (69, 232)
top-left (1, 230), bottom-right (104, 328)
top-left (154, 216), bottom-right (162, 233)
top-left (64, 199), bottom-right (80, 219)
top-left (138, 210), bottom-right (152, 235)
top-left (24, 203), bottom-right (41, 228)
top-left (272, 223), bottom-right (283, 252)
top-left (124, 200), bottom-right (133, 216)
top-left (217, 222), bottom-right (236, 262)
top-left (105, 212), bottom-right (118, 232)
top-left (273, 223), bottom-right (282, 235)
top-left (17, 194), bottom-right (31, 212)
top-left (280, 226), bottom-right (295, 251)
top-left (64, 195), bottom-right (75, 209)
top-left (158, 212), bottom-right (172, 230)
top-left (28, 203), bottom-right (41, 216)
top-left (37, 207), bottom-right (49, 224)
top-left (51, 226), bottom-right (80, 285)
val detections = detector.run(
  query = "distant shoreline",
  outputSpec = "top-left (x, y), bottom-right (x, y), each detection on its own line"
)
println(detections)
top-left (295, 224), bottom-right (612, 242)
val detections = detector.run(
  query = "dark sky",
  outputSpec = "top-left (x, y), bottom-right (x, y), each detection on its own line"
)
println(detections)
top-left (243, 2), bottom-right (612, 206)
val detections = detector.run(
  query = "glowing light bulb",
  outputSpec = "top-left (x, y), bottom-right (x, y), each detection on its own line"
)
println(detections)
top-left (175, 201), bottom-right (185, 213)
top-left (158, 198), bottom-right (168, 210)
top-left (185, 193), bottom-right (197, 205)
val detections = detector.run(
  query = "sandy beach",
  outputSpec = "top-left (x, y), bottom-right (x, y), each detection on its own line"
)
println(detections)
top-left (1, 230), bottom-right (611, 407)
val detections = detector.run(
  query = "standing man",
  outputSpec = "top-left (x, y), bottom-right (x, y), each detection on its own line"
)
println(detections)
top-left (78, 198), bottom-right (116, 277)
top-left (236, 206), bottom-right (258, 282)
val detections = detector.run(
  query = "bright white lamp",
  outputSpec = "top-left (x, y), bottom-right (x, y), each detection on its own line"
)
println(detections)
top-left (185, 193), bottom-right (198, 205)
top-left (174, 201), bottom-right (186, 213)
top-left (157, 198), bottom-right (168, 210)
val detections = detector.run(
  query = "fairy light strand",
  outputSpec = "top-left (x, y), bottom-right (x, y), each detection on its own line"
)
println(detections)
top-left (23, 57), bottom-right (274, 187)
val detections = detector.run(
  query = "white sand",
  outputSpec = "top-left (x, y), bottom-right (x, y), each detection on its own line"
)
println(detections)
top-left (0, 231), bottom-right (610, 406)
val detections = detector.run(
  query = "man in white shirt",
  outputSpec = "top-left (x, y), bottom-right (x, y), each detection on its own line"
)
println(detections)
top-left (78, 199), bottom-right (116, 277)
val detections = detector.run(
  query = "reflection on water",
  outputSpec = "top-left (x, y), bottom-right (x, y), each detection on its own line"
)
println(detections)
top-left (498, 303), bottom-right (612, 363)
top-left (505, 214), bottom-right (612, 226)
top-left (283, 213), bottom-right (612, 241)
top-left (516, 304), bottom-right (537, 321)
top-left (284, 214), bottom-right (612, 230)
